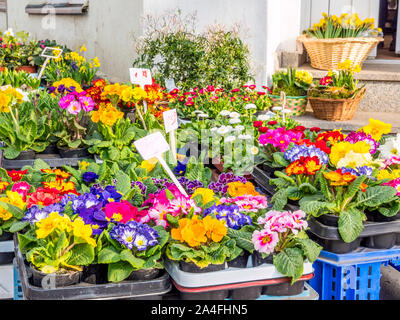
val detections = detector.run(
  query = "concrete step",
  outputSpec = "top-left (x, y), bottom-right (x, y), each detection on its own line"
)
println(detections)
top-left (294, 110), bottom-right (400, 134)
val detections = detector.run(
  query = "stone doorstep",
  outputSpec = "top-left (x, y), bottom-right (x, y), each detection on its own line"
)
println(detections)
top-left (284, 62), bottom-right (400, 82)
top-left (294, 111), bottom-right (400, 134)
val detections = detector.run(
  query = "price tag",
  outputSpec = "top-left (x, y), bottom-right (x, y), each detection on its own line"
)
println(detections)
top-left (129, 68), bottom-right (152, 89)
top-left (134, 131), bottom-right (170, 161)
top-left (165, 78), bottom-right (176, 92)
top-left (163, 109), bottom-right (178, 134)
top-left (134, 131), bottom-right (188, 197)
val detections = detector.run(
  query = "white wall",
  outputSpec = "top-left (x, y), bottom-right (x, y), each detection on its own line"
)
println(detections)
top-left (4, 0), bottom-right (143, 82)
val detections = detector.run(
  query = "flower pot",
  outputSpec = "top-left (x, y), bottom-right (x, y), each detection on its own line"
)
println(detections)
top-left (308, 88), bottom-right (366, 121)
top-left (13, 149), bottom-right (35, 160)
top-left (179, 289), bottom-right (230, 300)
top-left (0, 231), bottom-right (13, 242)
top-left (365, 210), bottom-right (400, 223)
top-left (316, 214), bottom-right (339, 227)
top-left (57, 146), bottom-right (90, 159)
top-left (270, 94), bottom-right (308, 116)
top-left (16, 66), bottom-right (37, 74)
top-left (30, 265), bottom-right (82, 288)
top-left (297, 35), bottom-right (384, 71)
top-left (81, 264), bottom-right (108, 285)
top-left (251, 252), bottom-right (274, 267)
top-left (179, 261), bottom-right (226, 273)
top-left (36, 144), bottom-right (58, 155)
top-left (262, 280), bottom-right (305, 296)
top-left (230, 286), bottom-right (263, 300)
top-left (127, 268), bottom-right (161, 281)
top-left (227, 252), bottom-right (250, 268)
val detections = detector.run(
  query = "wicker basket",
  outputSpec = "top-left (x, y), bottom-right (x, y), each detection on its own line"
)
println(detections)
top-left (308, 87), bottom-right (366, 121)
top-left (298, 35), bottom-right (383, 70)
top-left (270, 94), bottom-right (308, 116)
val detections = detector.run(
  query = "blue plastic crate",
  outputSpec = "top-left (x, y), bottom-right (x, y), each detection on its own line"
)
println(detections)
top-left (309, 247), bottom-right (400, 300)
top-left (13, 259), bottom-right (23, 300)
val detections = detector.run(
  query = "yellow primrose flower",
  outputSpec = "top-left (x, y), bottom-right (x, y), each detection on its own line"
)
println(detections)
top-left (139, 158), bottom-right (158, 173)
top-left (93, 57), bottom-right (101, 68)
top-left (360, 119), bottom-right (392, 141)
top-left (36, 212), bottom-right (64, 239)
top-left (336, 151), bottom-right (373, 168)
top-left (191, 188), bottom-right (217, 205)
top-left (72, 218), bottom-right (97, 247)
top-left (330, 141), bottom-right (371, 167)
top-left (0, 92), bottom-right (11, 112)
top-left (79, 161), bottom-right (90, 171)
top-left (80, 44), bottom-right (87, 52)
top-left (132, 86), bottom-right (147, 101)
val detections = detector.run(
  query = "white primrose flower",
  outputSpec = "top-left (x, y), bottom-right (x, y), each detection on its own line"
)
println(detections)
top-left (238, 134), bottom-right (252, 140)
top-left (217, 126), bottom-right (232, 135)
top-left (251, 146), bottom-right (259, 155)
top-left (245, 104), bottom-right (257, 110)
top-left (210, 127), bottom-right (218, 132)
top-left (234, 125), bottom-right (245, 133)
top-left (378, 134), bottom-right (400, 159)
top-left (225, 136), bottom-right (236, 143)
top-left (4, 28), bottom-right (14, 37)
top-left (219, 110), bottom-right (231, 117)
top-left (229, 111), bottom-right (240, 119)
top-left (229, 118), bottom-right (241, 125)
top-left (257, 112), bottom-right (275, 121)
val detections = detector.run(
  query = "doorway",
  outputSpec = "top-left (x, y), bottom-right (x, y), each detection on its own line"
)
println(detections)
top-left (378, 0), bottom-right (400, 59)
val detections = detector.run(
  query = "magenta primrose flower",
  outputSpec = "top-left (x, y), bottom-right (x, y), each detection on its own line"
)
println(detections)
top-left (79, 96), bottom-right (95, 112)
top-left (67, 101), bottom-right (82, 115)
top-left (383, 178), bottom-right (400, 196)
top-left (59, 94), bottom-right (75, 109)
top-left (259, 128), bottom-right (303, 152)
top-left (252, 229), bottom-right (279, 255)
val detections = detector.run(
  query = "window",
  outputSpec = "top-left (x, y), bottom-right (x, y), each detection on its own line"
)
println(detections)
top-left (0, 0), bottom-right (6, 13)
top-left (25, 0), bottom-right (88, 15)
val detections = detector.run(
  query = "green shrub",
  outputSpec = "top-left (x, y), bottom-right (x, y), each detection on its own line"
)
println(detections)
top-left (133, 10), bottom-right (253, 91)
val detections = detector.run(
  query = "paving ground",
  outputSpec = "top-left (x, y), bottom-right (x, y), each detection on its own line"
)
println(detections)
top-left (381, 265), bottom-right (400, 300)
top-left (295, 110), bottom-right (400, 134)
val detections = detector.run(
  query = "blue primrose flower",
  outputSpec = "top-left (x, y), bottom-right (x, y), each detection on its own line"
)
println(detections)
top-left (110, 221), bottom-right (159, 251)
top-left (204, 204), bottom-right (251, 230)
top-left (82, 172), bottom-right (99, 184)
top-left (173, 162), bottom-right (187, 176)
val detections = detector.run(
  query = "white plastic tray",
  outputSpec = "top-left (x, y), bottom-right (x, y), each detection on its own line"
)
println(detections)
top-left (165, 259), bottom-right (314, 288)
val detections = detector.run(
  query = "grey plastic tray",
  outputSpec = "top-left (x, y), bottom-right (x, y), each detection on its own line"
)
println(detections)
top-left (164, 259), bottom-right (314, 289)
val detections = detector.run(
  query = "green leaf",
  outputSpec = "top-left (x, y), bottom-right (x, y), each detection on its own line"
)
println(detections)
top-left (120, 249), bottom-right (146, 269)
top-left (378, 202), bottom-right (400, 217)
top-left (0, 201), bottom-right (24, 219)
top-left (287, 186), bottom-right (304, 201)
top-left (338, 209), bottom-right (365, 243)
top-left (343, 175), bottom-right (367, 202)
top-left (108, 261), bottom-right (134, 282)
top-left (357, 186), bottom-right (397, 207)
top-left (9, 220), bottom-right (30, 233)
top-left (271, 189), bottom-right (288, 211)
top-left (294, 238), bottom-right (322, 263)
top-left (298, 183), bottom-right (317, 195)
top-left (33, 159), bottom-right (50, 171)
top-left (98, 246), bottom-right (121, 264)
top-left (274, 247), bottom-right (304, 284)
top-left (3, 145), bottom-right (20, 159)
top-left (227, 228), bottom-right (254, 253)
top-left (115, 171), bottom-right (131, 195)
top-left (108, 146), bottom-right (121, 161)
top-left (166, 214), bottom-right (179, 229)
top-left (272, 152), bottom-right (290, 167)
top-left (68, 243), bottom-right (95, 266)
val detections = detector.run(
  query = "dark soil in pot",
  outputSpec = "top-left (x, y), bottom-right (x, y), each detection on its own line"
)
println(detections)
top-left (127, 268), bottom-right (161, 281)
top-left (57, 146), bottom-right (90, 158)
top-left (179, 261), bottom-right (226, 273)
top-left (36, 144), bottom-right (59, 155)
top-left (252, 252), bottom-right (274, 267)
top-left (227, 252), bottom-right (250, 268)
top-left (81, 264), bottom-right (108, 284)
top-left (30, 265), bottom-right (82, 288)
top-left (365, 210), bottom-right (400, 223)
top-left (180, 290), bottom-right (229, 300)
top-left (262, 280), bottom-right (305, 296)
top-left (230, 286), bottom-right (263, 300)
top-left (316, 214), bottom-right (339, 227)
top-left (12, 149), bottom-right (35, 160)
top-left (0, 231), bottom-right (13, 242)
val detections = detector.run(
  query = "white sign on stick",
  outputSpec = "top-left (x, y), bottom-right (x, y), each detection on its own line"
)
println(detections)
top-left (129, 68), bottom-right (152, 88)
top-left (37, 47), bottom-right (63, 80)
top-left (163, 109), bottom-right (178, 134)
top-left (134, 131), bottom-right (188, 197)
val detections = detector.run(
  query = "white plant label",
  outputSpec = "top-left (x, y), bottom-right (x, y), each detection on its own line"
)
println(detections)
top-left (129, 68), bottom-right (152, 89)
top-left (38, 47), bottom-right (63, 80)
top-left (165, 78), bottom-right (176, 92)
top-left (163, 109), bottom-right (178, 134)
top-left (134, 131), bottom-right (170, 161)
top-left (134, 131), bottom-right (188, 197)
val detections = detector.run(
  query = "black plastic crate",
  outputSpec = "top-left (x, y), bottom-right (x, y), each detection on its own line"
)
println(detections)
top-left (14, 238), bottom-right (172, 300)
